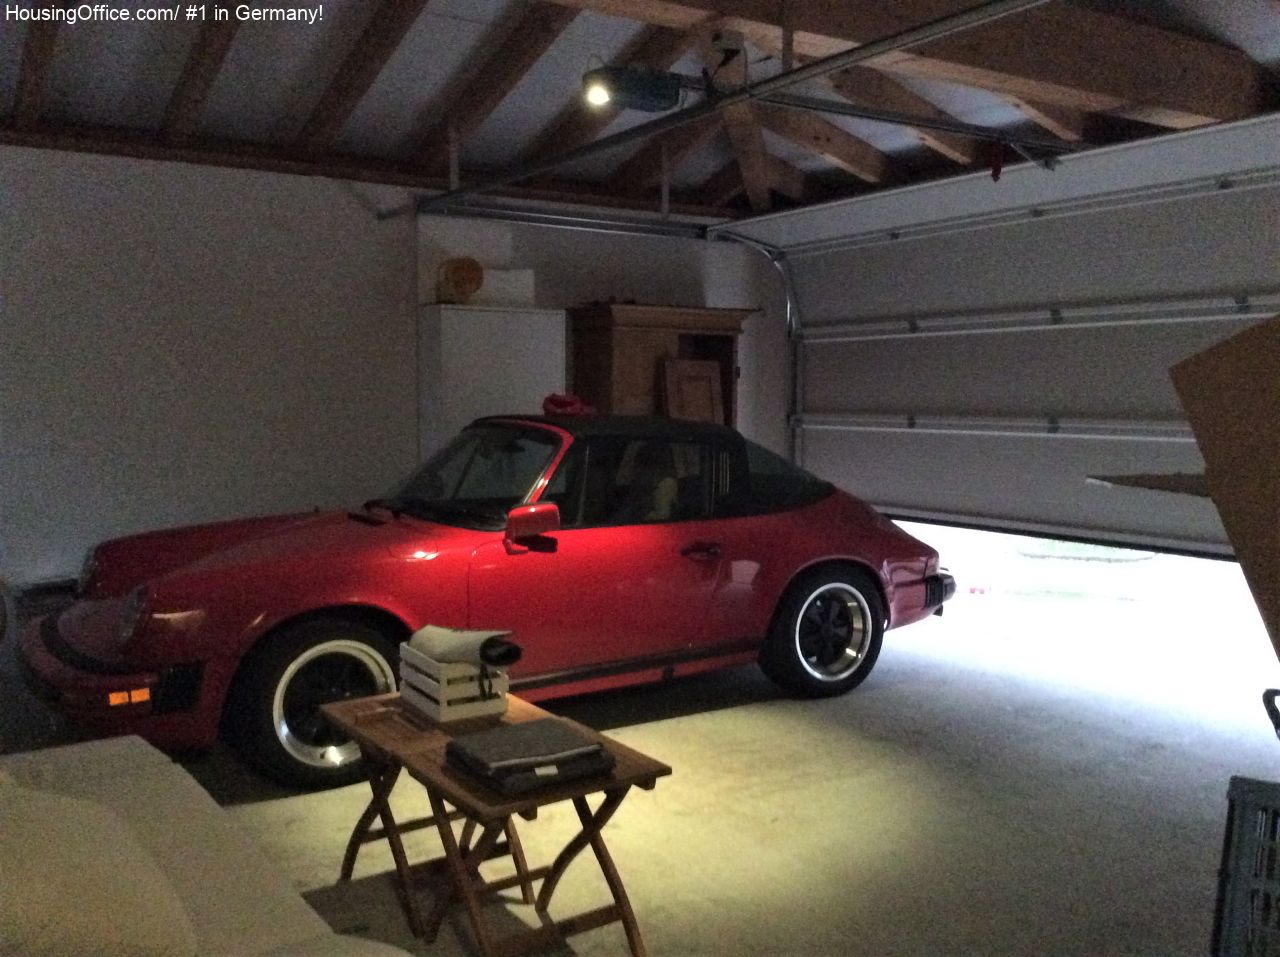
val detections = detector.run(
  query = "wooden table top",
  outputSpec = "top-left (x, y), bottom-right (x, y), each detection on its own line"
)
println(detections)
top-left (322, 693), bottom-right (671, 821)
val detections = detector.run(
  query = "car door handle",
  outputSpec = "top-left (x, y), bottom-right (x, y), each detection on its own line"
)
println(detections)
top-left (680, 541), bottom-right (722, 559)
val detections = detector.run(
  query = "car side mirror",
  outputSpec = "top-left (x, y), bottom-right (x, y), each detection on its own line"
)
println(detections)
top-left (505, 503), bottom-right (560, 546)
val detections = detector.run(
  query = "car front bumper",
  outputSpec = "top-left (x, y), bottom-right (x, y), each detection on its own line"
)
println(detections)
top-left (18, 610), bottom-right (218, 750)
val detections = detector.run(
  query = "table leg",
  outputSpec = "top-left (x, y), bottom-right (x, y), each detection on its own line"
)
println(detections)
top-left (535, 786), bottom-right (629, 913)
top-left (424, 789), bottom-right (502, 954)
top-left (574, 793), bottom-right (647, 957)
top-left (504, 818), bottom-right (536, 905)
top-left (340, 762), bottom-right (401, 881)
top-left (371, 768), bottom-right (427, 937)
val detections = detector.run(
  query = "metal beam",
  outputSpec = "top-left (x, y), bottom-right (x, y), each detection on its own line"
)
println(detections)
top-left (416, 0), bottom-right (1057, 213)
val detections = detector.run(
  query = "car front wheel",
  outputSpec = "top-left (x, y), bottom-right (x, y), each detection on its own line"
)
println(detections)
top-left (228, 618), bottom-right (398, 788)
top-left (760, 567), bottom-right (885, 698)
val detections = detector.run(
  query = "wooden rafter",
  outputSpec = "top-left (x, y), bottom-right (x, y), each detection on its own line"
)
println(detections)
top-left (521, 25), bottom-right (701, 164)
top-left (295, 0), bottom-right (432, 151)
top-left (162, 8), bottom-right (243, 144)
top-left (826, 66), bottom-right (977, 165)
top-left (747, 31), bottom-right (978, 166)
top-left (12, 15), bottom-right (63, 130)
top-left (545, 0), bottom-right (1268, 129)
top-left (698, 160), bottom-right (743, 206)
top-left (766, 154), bottom-right (806, 201)
top-left (417, 3), bottom-right (579, 170)
top-left (1000, 95), bottom-right (1086, 142)
top-left (0, 122), bottom-right (735, 218)
top-left (753, 103), bottom-right (889, 184)
top-left (707, 43), bottom-right (771, 212)
top-left (609, 113), bottom-right (722, 192)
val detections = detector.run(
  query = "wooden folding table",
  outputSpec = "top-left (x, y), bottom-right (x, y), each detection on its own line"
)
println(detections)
top-left (322, 693), bottom-right (671, 957)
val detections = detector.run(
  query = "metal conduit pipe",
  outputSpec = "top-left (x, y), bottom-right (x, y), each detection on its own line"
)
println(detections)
top-left (414, 0), bottom-right (1059, 215)
top-left (402, 203), bottom-right (713, 238)
top-left (714, 230), bottom-right (807, 463)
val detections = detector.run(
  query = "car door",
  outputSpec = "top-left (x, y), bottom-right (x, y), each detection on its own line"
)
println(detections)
top-left (697, 439), bottom-right (839, 644)
top-left (466, 435), bottom-right (721, 682)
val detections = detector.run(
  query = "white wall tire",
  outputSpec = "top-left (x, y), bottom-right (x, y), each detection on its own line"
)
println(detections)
top-left (228, 618), bottom-right (398, 788)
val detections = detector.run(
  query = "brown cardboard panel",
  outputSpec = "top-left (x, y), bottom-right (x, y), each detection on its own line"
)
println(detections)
top-left (1087, 473), bottom-right (1210, 497)
top-left (1170, 315), bottom-right (1280, 655)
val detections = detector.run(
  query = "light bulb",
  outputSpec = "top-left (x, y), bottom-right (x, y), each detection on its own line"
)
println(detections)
top-left (584, 82), bottom-right (611, 107)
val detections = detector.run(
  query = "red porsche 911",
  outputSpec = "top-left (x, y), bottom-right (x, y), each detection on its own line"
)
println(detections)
top-left (20, 415), bottom-right (954, 786)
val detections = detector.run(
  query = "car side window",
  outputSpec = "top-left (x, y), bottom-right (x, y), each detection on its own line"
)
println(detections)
top-left (573, 438), bottom-right (713, 527)
top-left (741, 440), bottom-right (833, 515)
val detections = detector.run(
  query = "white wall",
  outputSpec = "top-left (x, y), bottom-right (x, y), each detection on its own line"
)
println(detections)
top-left (1, 148), bottom-right (419, 585)
top-left (1, 149), bottom-right (787, 585)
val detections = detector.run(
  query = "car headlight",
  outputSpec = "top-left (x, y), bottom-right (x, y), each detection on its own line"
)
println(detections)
top-left (77, 547), bottom-right (100, 597)
top-left (118, 586), bottom-right (150, 646)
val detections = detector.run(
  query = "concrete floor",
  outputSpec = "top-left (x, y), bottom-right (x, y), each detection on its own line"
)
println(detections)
top-left (5, 528), bottom-right (1280, 956)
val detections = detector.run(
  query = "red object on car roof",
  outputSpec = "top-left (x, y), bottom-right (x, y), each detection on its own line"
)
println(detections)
top-left (542, 393), bottom-right (596, 416)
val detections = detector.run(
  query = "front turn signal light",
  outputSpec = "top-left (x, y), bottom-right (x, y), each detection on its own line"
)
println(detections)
top-left (107, 687), bottom-right (151, 706)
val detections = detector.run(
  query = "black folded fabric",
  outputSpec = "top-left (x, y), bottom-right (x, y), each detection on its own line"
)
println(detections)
top-left (446, 718), bottom-right (616, 795)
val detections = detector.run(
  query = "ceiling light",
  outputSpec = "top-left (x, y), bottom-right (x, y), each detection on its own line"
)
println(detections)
top-left (584, 79), bottom-right (611, 107)
top-left (581, 67), bottom-right (684, 113)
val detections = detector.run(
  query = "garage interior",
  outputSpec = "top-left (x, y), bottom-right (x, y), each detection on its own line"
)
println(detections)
top-left (3, 1), bottom-right (1280, 955)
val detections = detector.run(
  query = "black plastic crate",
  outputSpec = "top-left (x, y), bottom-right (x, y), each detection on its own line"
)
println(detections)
top-left (1214, 776), bottom-right (1280, 956)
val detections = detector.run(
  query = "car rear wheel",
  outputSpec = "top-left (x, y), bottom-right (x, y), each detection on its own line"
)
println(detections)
top-left (760, 567), bottom-right (885, 698)
top-left (228, 618), bottom-right (398, 788)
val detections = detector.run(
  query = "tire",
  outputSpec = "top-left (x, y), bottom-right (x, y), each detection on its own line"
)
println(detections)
top-left (760, 566), bottom-right (885, 698)
top-left (227, 618), bottom-right (398, 788)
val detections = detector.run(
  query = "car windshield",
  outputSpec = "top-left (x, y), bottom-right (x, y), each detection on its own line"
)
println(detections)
top-left (385, 425), bottom-right (560, 529)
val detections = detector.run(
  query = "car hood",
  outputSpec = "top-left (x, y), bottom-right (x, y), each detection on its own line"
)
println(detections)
top-left (166, 510), bottom-right (460, 580)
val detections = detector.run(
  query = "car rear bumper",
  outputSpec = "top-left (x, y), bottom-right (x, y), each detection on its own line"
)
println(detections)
top-left (18, 612), bottom-right (217, 750)
top-left (925, 572), bottom-right (957, 611)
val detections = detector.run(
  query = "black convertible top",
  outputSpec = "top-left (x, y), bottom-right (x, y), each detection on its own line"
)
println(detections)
top-left (470, 414), bottom-right (741, 443)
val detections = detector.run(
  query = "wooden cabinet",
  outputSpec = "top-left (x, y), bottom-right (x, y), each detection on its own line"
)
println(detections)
top-left (567, 303), bottom-right (753, 426)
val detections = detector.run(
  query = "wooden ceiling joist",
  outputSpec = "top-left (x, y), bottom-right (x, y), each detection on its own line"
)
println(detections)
top-left (545, 0), bottom-right (1269, 129)
top-left (162, 10), bottom-right (244, 144)
top-left (0, 121), bottom-right (734, 218)
top-left (521, 25), bottom-right (700, 164)
top-left (417, 3), bottom-right (580, 170)
top-left (753, 102), bottom-right (890, 184)
top-left (609, 113), bottom-right (722, 192)
top-left (12, 15), bottom-right (63, 130)
top-left (295, 0), bottom-right (433, 151)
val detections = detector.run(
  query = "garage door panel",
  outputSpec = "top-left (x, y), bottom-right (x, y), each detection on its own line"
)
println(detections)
top-left (803, 318), bottom-right (1257, 421)
top-left (800, 428), bottom-right (1226, 553)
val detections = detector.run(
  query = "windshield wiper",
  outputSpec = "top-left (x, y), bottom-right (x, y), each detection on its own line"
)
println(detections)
top-left (425, 502), bottom-right (507, 526)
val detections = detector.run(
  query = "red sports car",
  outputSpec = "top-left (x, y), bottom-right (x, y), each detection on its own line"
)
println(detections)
top-left (20, 415), bottom-right (954, 786)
